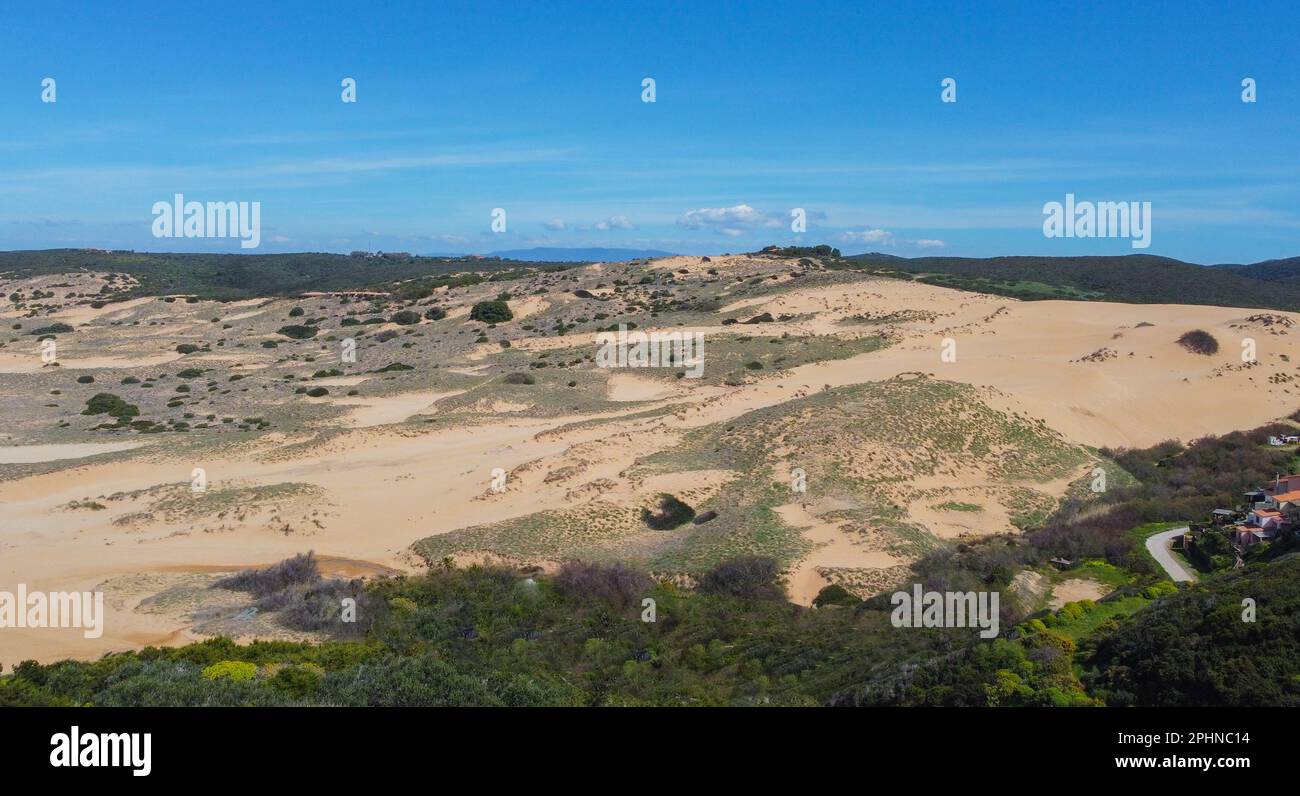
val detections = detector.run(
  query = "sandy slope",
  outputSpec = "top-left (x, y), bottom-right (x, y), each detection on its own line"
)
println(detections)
top-left (779, 503), bottom-right (904, 606)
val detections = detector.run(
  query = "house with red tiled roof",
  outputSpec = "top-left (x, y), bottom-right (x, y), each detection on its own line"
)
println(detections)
top-left (1266, 489), bottom-right (1300, 511)
top-left (1232, 523), bottom-right (1276, 548)
top-left (1248, 508), bottom-right (1285, 530)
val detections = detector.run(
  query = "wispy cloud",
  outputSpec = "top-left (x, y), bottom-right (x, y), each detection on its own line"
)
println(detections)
top-left (0, 148), bottom-right (574, 188)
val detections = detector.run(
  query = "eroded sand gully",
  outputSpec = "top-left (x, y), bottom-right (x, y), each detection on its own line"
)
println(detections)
top-left (5, 271), bottom-right (1300, 658)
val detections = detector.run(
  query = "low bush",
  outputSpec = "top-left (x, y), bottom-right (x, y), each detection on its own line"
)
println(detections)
top-left (27, 322), bottom-right (74, 336)
top-left (1176, 329), bottom-right (1219, 355)
top-left (214, 552), bottom-right (320, 597)
top-left (641, 493), bottom-right (695, 530)
top-left (697, 556), bottom-right (784, 600)
top-left (81, 393), bottom-right (139, 420)
top-left (553, 561), bottom-right (652, 611)
top-left (277, 325), bottom-right (318, 340)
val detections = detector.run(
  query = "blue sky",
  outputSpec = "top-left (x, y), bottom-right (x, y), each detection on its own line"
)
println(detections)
top-left (0, 1), bottom-right (1297, 262)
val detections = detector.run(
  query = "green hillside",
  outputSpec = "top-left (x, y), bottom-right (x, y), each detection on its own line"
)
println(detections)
top-left (847, 252), bottom-right (1300, 311)
top-left (1220, 256), bottom-right (1300, 285)
top-left (1083, 553), bottom-right (1300, 706)
top-left (0, 249), bottom-right (572, 300)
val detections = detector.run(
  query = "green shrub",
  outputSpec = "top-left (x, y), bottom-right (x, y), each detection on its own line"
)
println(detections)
top-left (1141, 580), bottom-right (1179, 599)
top-left (201, 661), bottom-right (258, 681)
top-left (390, 310), bottom-right (422, 326)
top-left (395, 283), bottom-right (434, 301)
top-left (470, 300), bottom-right (513, 323)
top-left (27, 322), bottom-right (74, 336)
top-left (81, 393), bottom-right (139, 420)
top-left (277, 325), bottom-right (318, 340)
top-left (268, 665), bottom-right (323, 698)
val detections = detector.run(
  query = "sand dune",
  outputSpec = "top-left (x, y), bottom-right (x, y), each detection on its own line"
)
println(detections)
top-left (5, 262), bottom-right (1300, 660)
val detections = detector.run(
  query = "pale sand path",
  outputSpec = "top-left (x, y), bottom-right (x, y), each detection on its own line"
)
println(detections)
top-left (0, 351), bottom-right (185, 374)
top-left (0, 442), bottom-right (144, 464)
top-left (778, 503), bottom-right (903, 606)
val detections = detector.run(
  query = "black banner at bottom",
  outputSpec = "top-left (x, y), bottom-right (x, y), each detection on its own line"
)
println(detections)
top-left (0, 707), bottom-right (1278, 781)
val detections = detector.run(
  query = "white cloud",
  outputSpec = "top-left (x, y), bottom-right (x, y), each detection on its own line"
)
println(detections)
top-left (913, 239), bottom-right (946, 248)
top-left (839, 228), bottom-right (895, 246)
top-left (594, 215), bottom-right (632, 230)
top-left (544, 218), bottom-right (566, 231)
top-left (677, 204), bottom-right (785, 235)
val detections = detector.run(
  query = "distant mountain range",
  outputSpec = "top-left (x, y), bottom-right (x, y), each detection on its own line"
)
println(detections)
top-left (4, 247), bottom-right (1300, 312)
top-left (485, 247), bottom-right (677, 262)
top-left (847, 252), bottom-right (1300, 312)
